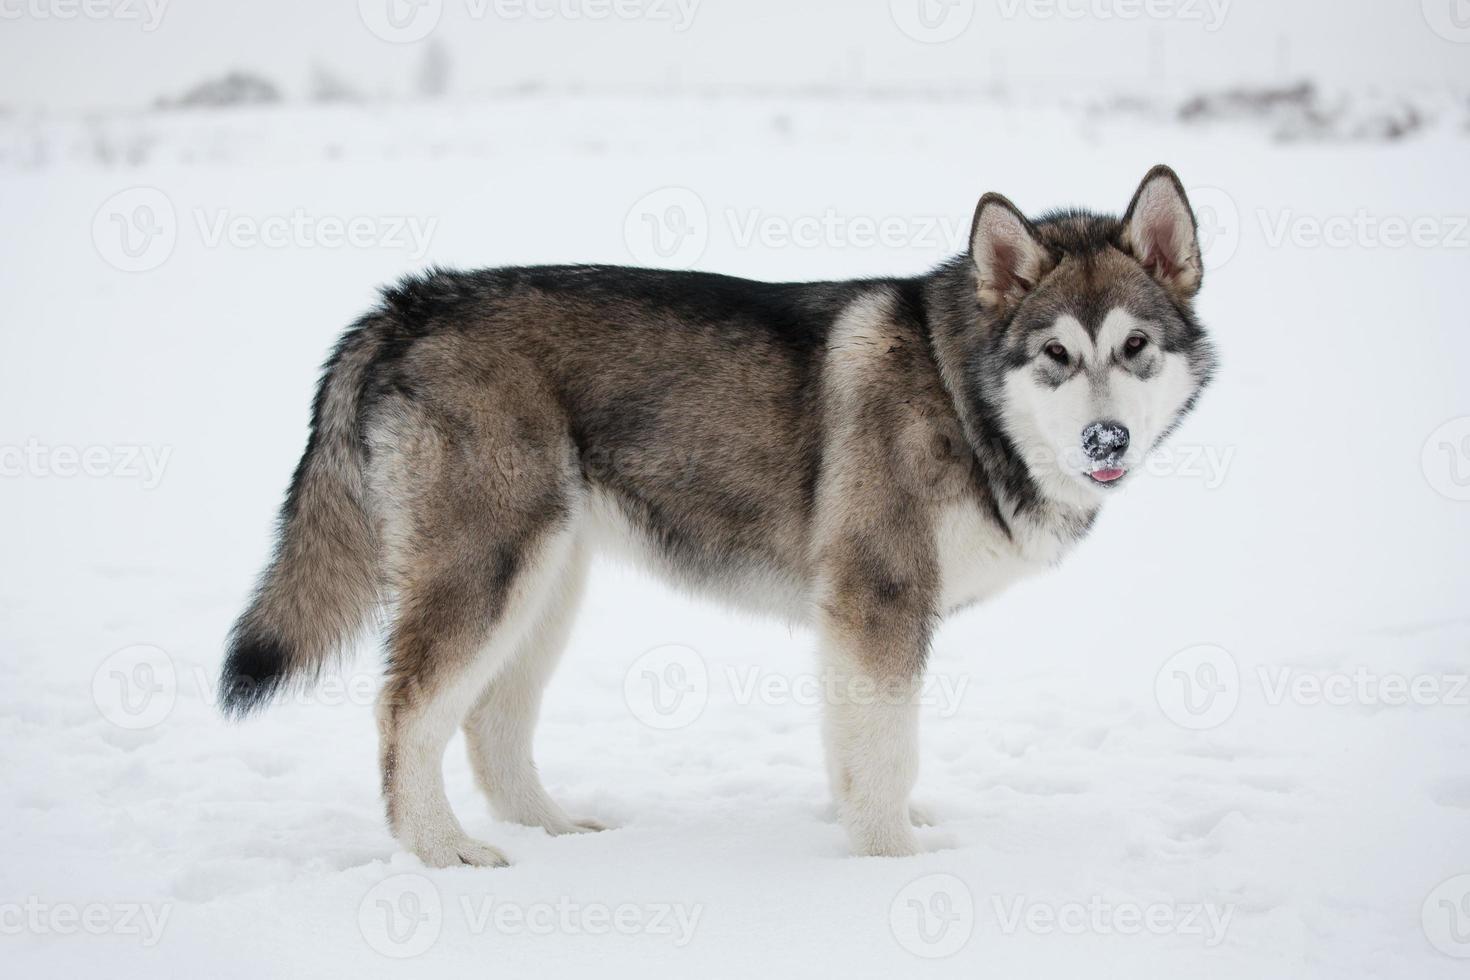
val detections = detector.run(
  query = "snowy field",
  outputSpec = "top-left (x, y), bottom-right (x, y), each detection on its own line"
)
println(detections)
top-left (2, 90), bottom-right (1469, 978)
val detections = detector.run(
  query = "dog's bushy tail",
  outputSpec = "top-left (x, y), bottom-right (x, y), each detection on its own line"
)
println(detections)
top-left (218, 316), bottom-right (385, 718)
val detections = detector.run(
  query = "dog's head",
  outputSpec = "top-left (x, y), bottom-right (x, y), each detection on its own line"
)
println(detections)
top-left (969, 165), bottom-right (1217, 507)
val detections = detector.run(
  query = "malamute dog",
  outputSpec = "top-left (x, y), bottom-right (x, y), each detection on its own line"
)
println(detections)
top-left (221, 166), bottom-right (1216, 867)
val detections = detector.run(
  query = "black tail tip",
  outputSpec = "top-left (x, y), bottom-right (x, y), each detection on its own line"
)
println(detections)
top-left (218, 633), bottom-right (291, 719)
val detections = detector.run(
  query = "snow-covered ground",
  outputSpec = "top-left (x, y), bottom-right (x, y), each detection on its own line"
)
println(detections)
top-left (2, 92), bottom-right (1469, 978)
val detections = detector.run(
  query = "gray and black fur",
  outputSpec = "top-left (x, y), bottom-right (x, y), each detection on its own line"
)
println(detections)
top-left (221, 165), bottom-right (1217, 865)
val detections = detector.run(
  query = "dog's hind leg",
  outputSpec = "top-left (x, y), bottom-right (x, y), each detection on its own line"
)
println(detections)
top-left (370, 375), bottom-right (581, 868)
top-left (463, 533), bottom-right (605, 836)
top-left (377, 522), bottom-right (578, 868)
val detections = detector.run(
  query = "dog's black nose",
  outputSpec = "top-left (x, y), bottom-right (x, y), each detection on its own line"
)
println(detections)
top-left (1082, 421), bottom-right (1130, 461)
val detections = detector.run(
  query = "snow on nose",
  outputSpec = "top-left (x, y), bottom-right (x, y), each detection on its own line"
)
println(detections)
top-left (1082, 420), bottom-right (1130, 462)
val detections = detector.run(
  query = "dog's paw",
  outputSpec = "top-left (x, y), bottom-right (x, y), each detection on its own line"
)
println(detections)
top-left (411, 836), bottom-right (511, 869)
top-left (547, 816), bottom-right (608, 836)
top-left (852, 832), bottom-right (922, 859)
top-left (500, 804), bottom-right (609, 837)
top-left (847, 820), bottom-right (923, 858)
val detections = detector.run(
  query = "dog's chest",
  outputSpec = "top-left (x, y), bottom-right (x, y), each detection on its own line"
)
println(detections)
top-left (933, 501), bottom-right (1072, 614)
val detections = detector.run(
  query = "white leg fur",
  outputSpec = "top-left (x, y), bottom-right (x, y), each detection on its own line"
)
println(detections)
top-left (463, 537), bottom-right (605, 835)
top-left (379, 528), bottom-right (579, 868)
top-left (821, 642), bottom-right (922, 858)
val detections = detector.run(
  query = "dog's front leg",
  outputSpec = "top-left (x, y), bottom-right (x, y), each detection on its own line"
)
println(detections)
top-left (819, 584), bottom-right (929, 858)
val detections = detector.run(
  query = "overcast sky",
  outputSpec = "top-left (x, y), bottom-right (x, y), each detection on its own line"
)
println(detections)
top-left (3, 0), bottom-right (1468, 111)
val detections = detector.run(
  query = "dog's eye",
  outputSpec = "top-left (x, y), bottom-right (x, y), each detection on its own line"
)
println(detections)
top-left (1124, 335), bottom-right (1148, 357)
top-left (1044, 342), bottom-right (1069, 365)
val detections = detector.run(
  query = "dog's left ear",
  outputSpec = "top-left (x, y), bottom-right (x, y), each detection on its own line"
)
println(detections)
top-left (1121, 165), bottom-right (1202, 302)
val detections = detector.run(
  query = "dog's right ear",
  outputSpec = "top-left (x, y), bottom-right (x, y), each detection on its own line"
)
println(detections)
top-left (969, 193), bottom-right (1048, 314)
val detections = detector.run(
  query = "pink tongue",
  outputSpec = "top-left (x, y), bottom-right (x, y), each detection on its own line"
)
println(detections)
top-left (1091, 468), bottom-right (1126, 483)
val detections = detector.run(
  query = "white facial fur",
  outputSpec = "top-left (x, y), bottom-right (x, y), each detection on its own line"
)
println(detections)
top-left (1000, 307), bottom-right (1196, 506)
